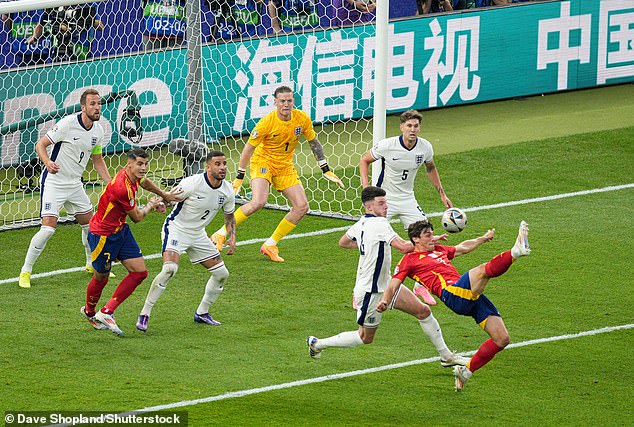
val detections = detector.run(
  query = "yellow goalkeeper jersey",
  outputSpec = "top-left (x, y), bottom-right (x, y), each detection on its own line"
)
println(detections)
top-left (248, 108), bottom-right (317, 171)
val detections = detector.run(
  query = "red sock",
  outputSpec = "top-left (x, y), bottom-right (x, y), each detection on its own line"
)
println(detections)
top-left (85, 277), bottom-right (109, 317)
top-left (467, 338), bottom-right (504, 372)
top-left (484, 250), bottom-right (513, 277)
top-left (102, 271), bottom-right (148, 314)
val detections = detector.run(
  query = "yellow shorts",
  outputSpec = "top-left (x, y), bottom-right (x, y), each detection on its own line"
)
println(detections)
top-left (250, 161), bottom-right (301, 192)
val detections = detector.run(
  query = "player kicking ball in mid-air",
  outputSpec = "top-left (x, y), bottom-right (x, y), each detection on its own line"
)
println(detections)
top-left (306, 186), bottom-right (468, 369)
top-left (136, 151), bottom-right (236, 331)
top-left (383, 219), bottom-right (531, 391)
top-left (81, 148), bottom-right (174, 335)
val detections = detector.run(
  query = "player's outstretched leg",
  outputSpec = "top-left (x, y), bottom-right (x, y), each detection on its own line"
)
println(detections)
top-left (511, 220), bottom-right (530, 259)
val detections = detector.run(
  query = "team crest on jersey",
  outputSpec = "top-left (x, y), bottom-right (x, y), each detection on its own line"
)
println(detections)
top-left (91, 137), bottom-right (98, 147)
top-left (218, 195), bottom-right (225, 205)
top-left (294, 126), bottom-right (302, 136)
top-left (415, 155), bottom-right (424, 165)
top-left (260, 167), bottom-right (268, 174)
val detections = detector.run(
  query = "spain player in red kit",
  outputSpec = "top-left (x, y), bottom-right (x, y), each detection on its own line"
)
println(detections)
top-left (81, 148), bottom-right (169, 335)
top-left (378, 219), bottom-right (531, 391)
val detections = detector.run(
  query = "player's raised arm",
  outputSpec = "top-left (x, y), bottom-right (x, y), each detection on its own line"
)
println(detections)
top-left (140, 177), bottom-right (183, 204)
top-left (454, 229), bottom-right (495, 256)
top-left (425, 160), bottom-right (452, 208)
top-left (233, 143), bottom-right (256, 195)
top-left (377, 277), bottom-right (404, 313)
top-left (91, 153), bottom-right (111, 183)
top-left (127, 196), bottom-right (164, 223)
top-left (308, 137), bottom-right (344, 189)
top-left (359, 150), bottom-right (376, 188)
top-left (390, 236), bottom-right (414, 254)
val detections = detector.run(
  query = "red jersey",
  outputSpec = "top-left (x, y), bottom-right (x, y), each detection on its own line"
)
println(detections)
top-left (90, 168), bottom-right (138, 236)
top-left (393, 246), bottom-right (461, 298)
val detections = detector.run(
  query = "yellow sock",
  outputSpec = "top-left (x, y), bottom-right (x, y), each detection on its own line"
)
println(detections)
top-left (221, 207), bottom-right (249, 234)
top-left (270, 218), bottom-right (297, 243)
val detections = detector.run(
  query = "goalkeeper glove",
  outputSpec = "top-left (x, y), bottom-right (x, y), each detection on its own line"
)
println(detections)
top-left (233, 168), bottom-right (246, 195)
top-left (320, 162), bottom-right (344, 189)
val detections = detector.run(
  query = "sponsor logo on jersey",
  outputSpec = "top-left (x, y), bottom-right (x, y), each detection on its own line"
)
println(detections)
top-left (294, 126), bottom-right (302, 136)
top-left (415, 155), bottom-right (424, 165)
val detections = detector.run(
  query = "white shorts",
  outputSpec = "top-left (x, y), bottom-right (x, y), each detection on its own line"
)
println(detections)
top-left (386, 198), bottom-right (427, 229)
top-left (161, 226), bottom-right (219, 264)
top-left (354, 291), bottom-right (384, 328)
top-left (40, 183), bottom-right (92, 218)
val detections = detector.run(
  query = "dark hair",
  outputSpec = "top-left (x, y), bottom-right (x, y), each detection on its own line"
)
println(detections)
top-left (407, 219), bottom-right (434, 244)
top-left (206, 150), bottom-right (226, 162)
top-left (126, 147), bottom-right (149, 161)
top-left (80, 88), bottom-right (100, 106)
top-left (400, 109), bottom-right (423, 124)
top-left (361, 186), bottom-right (386, 205)
top-left (274, 86), bottom-right (293, 98)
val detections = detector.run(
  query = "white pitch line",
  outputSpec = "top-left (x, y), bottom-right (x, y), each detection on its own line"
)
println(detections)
top-left (3, 183), bottom-right (633, 285)
top-left (127, 323), bottom-right (634, 414)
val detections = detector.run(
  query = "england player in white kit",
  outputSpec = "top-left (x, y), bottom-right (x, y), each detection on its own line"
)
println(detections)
top-left (136, 151), bottom-right (237, 331)
top-left (360, 109), bottom-right (453, 229)
top-left (18, 89), bottom-right (111, 288)
top-left (306, 186), bottom-right (468, 369)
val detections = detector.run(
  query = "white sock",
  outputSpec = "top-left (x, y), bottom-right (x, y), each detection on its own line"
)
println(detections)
top-left (140, 262), bottom-right (178, 316)
top-left (21, 226), bottom-right (56, 273)
top-left (80, 223), bottom-right (91, 266)
top-left (196, 264), bottom-right (229, 314)
top-left (419, 313), bottom-right (452, 360)
top-left (264, 237), bottom-right (277, 246)
top-left (315, 331), bottom-right (364, 350)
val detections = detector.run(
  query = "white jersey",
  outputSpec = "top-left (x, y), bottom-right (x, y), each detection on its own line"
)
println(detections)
top-left (345, 215), bottom-right (398, 294)
top-left (41, 113), bottom-right (105, 188)
top-left (164, 173), bottom-right (235, 236)
top-left (370, 135), bottom-right (434, 201)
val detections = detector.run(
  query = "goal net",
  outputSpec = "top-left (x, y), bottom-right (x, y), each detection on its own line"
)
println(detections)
top-left (0, 0), bottom-right (390, 231)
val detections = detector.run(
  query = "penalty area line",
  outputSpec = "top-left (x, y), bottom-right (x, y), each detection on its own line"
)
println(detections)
top-left (3, 183), bottom-right (633, 285)
top-left (124, 323), bottom-right (633, 414)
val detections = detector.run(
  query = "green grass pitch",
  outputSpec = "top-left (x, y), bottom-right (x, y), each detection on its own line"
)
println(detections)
top-left (0, 85), bottom-right (633, 426)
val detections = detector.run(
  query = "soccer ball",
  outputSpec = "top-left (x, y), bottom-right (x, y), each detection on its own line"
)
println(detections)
top-left (441, 208), bottom-right (467, 233)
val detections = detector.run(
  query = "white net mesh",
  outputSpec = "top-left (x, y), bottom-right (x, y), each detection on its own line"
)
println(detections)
top-left (0, 0), bottom-right (385, 230)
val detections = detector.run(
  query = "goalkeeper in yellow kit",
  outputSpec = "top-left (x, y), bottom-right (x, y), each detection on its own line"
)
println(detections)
top-left (211, 85), bottom-right (344, 262)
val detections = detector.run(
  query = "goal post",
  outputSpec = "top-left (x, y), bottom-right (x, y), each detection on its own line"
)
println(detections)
top-left (0, 0), bottom-right (384, 230)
